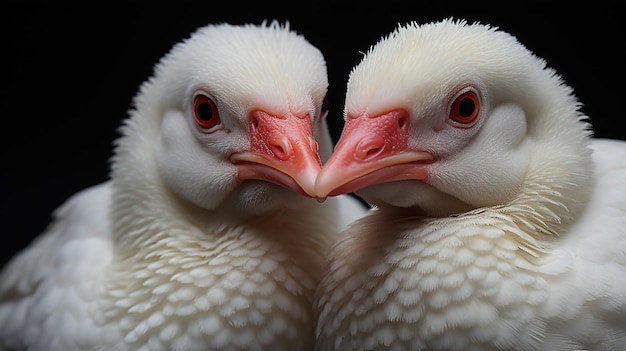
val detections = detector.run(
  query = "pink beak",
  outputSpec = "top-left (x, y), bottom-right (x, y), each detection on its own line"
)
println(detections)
top-left (315, 109), bottom-right (432, 198)
top-left (231, 110), bottom-right (322, 198)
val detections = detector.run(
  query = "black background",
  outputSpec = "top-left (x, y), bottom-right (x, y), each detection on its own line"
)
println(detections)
top-left (2, 4), bottom-right (624, 268)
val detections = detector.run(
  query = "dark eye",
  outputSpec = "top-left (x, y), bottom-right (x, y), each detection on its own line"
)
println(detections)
top-left (450, 90), bottom-right (479, 125)
top-left (194, 94), bottom-right (220, 129)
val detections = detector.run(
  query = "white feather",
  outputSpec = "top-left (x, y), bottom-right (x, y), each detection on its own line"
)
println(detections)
top-left (0, 21), bottom-right (368, 351)
top-left (314, 18), bottom-right (626, 351)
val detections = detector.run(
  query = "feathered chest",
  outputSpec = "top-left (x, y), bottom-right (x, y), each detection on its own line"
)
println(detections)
top-left (99, 216), bottom-right (331, 350)
top-left (314, 210), bottom-right (555, 350)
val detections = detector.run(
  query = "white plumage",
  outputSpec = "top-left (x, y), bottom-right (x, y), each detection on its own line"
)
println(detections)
top-left (0, 21), bottom-right (367, 351)
top-left (313, 18), bottom-right (626, 350)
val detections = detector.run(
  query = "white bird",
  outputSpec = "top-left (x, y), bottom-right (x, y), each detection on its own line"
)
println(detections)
top-left (313, 18), bottom-right (626, 351)
top-left (0, 21), bottom-right (368, 351)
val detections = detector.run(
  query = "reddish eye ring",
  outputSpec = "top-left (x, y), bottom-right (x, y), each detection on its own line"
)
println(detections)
top-left (194, 95), bottom-right (220, 129)
top-left (450, 90), bottom-right (479, 125)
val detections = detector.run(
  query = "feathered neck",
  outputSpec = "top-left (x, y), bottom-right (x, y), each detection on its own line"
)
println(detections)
top-left (108, 76), bottom-right (169, 251)
top-left (506, 65), bottom-right (594, 246)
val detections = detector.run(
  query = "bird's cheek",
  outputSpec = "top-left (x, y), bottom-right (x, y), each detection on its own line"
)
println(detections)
top-left (156, 112), bottom-right (237, 210)
top-left (481, 103), bottom-right (528, 148)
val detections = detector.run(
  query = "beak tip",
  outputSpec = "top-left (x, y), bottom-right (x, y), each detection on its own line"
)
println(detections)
top-left (313, 170), bottom-right (335, 199)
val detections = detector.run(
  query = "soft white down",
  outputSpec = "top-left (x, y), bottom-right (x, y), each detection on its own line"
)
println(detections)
top-left (313, 18), bottom-right (626, 351)
top-left (0, 21), bottom-right (368, 351)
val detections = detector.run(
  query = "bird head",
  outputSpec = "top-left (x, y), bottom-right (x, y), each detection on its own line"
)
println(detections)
top-left (112, 21), bottom-right (333, 214)
top-left (315, 18), bottom-right (591, 217)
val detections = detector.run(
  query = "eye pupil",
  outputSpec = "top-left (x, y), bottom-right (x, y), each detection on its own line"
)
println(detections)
top-left (458, 97), bottom-right (475, 117)
top-left (197, 102), bottom-right (215, 122)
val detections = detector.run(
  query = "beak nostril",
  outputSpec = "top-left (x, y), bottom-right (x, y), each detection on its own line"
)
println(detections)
top-left (250, 116), bottom-right (260, 130)
top-left (355, 135), bottom-right (385, 161)
top-left (364, 146), bottom-right (383, 159)
top-left (398, 115), bottom-right (408, 129)
top-left (309, 136), bottom-right (319, 152)
top-left (269, 135), bottom-right (293, 160)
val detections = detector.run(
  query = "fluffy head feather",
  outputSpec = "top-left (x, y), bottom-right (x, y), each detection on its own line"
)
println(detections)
top-left (318, 18), bottom-right (592, 222)
top-left (112, 20), bottom-right (332, 221)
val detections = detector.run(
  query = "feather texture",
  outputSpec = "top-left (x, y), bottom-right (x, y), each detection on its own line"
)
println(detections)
top-left (0, 21), bottom-right (368, 351)
top-left (313, 18), bottom-right (626, 351)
